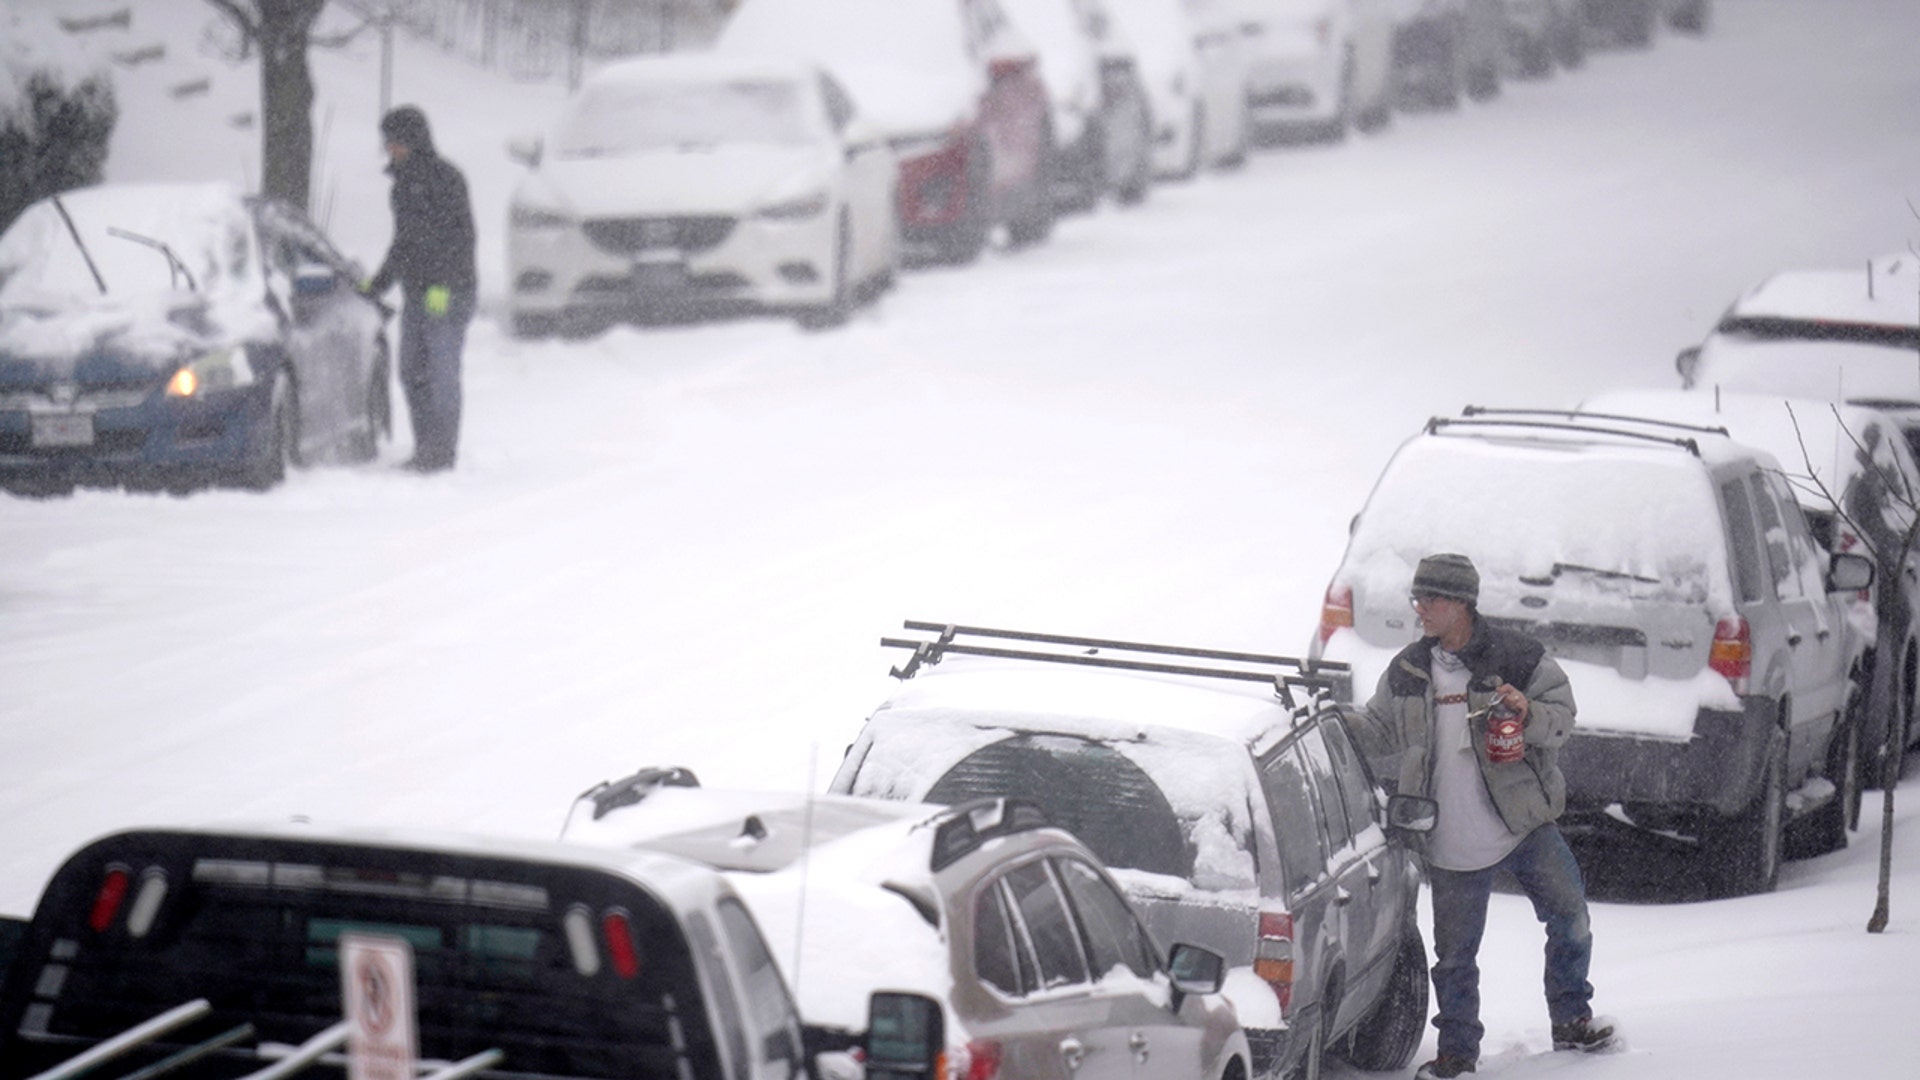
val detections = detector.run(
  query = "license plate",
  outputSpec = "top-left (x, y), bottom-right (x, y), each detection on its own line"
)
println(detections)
top-left (31, 413), bottom-right (94, 448)
top-left (633, 262), bottom-right (687, 293)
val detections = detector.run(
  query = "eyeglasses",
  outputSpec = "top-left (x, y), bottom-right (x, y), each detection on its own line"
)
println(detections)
top-left (1409, 593), bottom-right (1448, 610)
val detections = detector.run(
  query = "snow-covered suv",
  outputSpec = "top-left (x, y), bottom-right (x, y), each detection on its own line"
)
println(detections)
top-left (1311, 407), bottom-right (1876, 896)
top-left (1582, 389), bottom-right (1920, 795)
top-left (828, 624), bottom-right (1429, 1080)
top-left (562, 777), bottom-right (1252, 1080)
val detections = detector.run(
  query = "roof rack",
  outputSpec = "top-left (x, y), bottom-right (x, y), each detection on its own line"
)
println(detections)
top-left (1426, 412), bottom-right (1717, 457)
top-left (1460, 405), bottom-right (1732, 438)
top-left (880, 620), bottom-right (1349, 713)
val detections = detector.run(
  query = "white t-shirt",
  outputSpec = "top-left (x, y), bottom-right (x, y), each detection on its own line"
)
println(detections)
top-left (1426, 647), bottom-right (1525, 872)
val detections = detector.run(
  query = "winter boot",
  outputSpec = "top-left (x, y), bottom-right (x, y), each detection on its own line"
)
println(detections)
top-left (1414, 1055), bottom-right (1477, 1079)
top-left (1551, 1016), bottom-right (1618, 1053)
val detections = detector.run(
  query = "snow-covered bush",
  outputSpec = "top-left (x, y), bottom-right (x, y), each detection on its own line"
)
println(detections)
top-left (1, 9), bottom-right (118, 232)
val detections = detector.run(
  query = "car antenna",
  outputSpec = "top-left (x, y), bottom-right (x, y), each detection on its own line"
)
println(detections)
top-left (50, 194), bottom-right (109, 295)
top-left (791, 745), bottom-right (819, 1002)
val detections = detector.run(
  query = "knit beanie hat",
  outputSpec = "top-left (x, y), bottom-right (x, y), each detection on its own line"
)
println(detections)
top-left (1413, 553), bottom-right (1479, 604)
top-left (380, 105), bottom-right (434, 153)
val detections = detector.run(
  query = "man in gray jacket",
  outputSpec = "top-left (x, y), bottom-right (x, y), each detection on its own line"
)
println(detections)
top-left (1351, 553), bottom-right (1614, 1079)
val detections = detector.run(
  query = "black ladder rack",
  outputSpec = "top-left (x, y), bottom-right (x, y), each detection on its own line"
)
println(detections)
top-left (880, 620), bottom-right (1350, 711)
top-left (1427, 413), bottom-right (1718, 457)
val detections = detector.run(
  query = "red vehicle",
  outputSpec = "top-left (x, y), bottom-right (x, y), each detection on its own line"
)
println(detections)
top-left (720, 0), bottom-right (1054, 264)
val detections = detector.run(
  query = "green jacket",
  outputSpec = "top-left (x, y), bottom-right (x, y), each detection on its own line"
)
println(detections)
top-left (1349, 618), bottom-right (1578, 838)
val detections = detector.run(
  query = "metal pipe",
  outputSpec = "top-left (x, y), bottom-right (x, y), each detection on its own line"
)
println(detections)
top-left (26, 999), bottom-right (212, 1080)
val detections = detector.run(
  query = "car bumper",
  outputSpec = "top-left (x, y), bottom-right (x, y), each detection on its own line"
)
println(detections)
top-left (1559, 697), bottom-right (1777, 826)
top-left (0, 384), bottom-right (266, 486)
top-left (511, 212), bottom-right (840, 317)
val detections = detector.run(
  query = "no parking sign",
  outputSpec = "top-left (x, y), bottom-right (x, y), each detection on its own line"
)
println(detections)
top-left (340, 934), bottom-right (419, 1080)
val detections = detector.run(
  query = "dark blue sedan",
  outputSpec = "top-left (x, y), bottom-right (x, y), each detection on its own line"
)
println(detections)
top-left (0, 182), bottom-right (391, 494)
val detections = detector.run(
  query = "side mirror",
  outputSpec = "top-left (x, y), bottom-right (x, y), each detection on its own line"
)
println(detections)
top-left (1167, 942), bottom-right (1225, 1002)
top-left (1675, 345), bottom-right (1701, 387)
top-left (866, 992), bottom-right (943, 1080)
top-left (1830, 551), bottom-right (1876, 593)
top-left (1385, 794), bottom-right (1438, 835)
top-left (507, 134), bottom-right (544, 168)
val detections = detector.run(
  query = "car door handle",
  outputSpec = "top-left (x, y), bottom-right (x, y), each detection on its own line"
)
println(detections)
top-left (1059, 1036), bottom-right (1086, 1071)
top-left (1130, 1031), bottom-right (1150, 1063)
top-left (1788, 633), bottom-right (1803, 647)
top-left (1366, 859), bottom-right (1383, 884)
top-left (1335, 885), bottom-right (1354, 906)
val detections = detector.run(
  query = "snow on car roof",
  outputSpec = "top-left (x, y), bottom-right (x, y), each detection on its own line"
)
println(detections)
top-left (581, 51), bottom-right (821, 89)
top-left (1731, 254), bottom-right (1920, 329)
top-left (716, 0), bottom-right (985, 136)
top-left (872, 658), bottom-right (1295, 746)
top-left (1581, 389), bottom-right (1917, 513)
top-left (107, 818), bottom-right (746, 909)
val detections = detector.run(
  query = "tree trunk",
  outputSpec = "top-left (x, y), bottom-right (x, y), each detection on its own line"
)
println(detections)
top-left (256, 1), bottom-right (324, 210)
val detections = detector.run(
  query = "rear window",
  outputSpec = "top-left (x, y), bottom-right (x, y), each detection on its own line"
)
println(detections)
top-left (1345, 435), bottom-right (1731, 610)
top-left (0, 832), bottom-right (727, 1080)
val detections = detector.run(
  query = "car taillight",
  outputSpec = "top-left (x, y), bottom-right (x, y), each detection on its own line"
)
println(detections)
top-left (964, 1039), bottom-right (1001, 1080)
top-left (1254, 910), bottom-right (1294, 1013)
top-left (602, 908), bottom-right (640, 979)
top-left (1709, 616), bottom-right (1751, 694)
top-left (1317, 583), bottom-right (1354, 647)
top-left (88, 864), bottom-right (131, 933)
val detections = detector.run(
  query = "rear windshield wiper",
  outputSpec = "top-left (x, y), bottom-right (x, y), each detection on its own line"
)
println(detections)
top-left (1528, 562), bottom-right (1661, 586)
top-left (106, 227), bottom-right (199, 292)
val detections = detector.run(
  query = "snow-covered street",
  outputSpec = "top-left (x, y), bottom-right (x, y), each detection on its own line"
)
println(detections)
top-left (5, 0), bottom-right (1920, 1075)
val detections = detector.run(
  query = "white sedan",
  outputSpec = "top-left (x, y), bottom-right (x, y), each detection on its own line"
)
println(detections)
top-left (506, 53), bottom-right (899, 335)
top-left (1107, 0), bottom-right (1252, 178)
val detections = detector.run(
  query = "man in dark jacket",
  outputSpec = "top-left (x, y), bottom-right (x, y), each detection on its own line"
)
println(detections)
top-left (1350, 553), bottom-right (1614, 1079)
top-left (365, 105), bottom-right (475, 472)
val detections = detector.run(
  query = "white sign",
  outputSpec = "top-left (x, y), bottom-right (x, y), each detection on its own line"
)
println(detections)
top-left (340, 933), bottom-right (419, 1080)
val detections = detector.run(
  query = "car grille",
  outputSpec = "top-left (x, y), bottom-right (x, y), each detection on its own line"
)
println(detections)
top-left (582, 217), bottom-right (736, 255)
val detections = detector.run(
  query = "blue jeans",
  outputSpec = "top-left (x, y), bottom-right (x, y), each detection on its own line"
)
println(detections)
top-left (1428, 823), bottom-right (1594, 1060)
top-left (398, 292), bottom-right (472, 470)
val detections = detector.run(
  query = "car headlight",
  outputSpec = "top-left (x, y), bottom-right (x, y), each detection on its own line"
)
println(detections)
top-left (511, 204), bottom-right (572, 229)
top-left (757, 191), bottom-right (830, 221)
top-left (165, 347), bottom-right (254, 398)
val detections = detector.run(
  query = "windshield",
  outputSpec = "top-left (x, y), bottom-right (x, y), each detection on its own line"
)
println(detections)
top-left (0, 189), bottom-right (255, 308)
top-left (554, 78), bottom-right (814, 156)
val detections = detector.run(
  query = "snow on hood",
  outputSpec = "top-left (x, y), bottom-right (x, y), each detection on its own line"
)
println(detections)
top-left (0, 182), bottom-right (276, 371)
top-left (516, 144), bottom-right (835, 219)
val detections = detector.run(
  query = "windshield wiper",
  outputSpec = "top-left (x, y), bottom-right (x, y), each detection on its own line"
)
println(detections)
top-left (1543, 562), bottom-right (1660, 585)
top-left (106, 227), bottom-right (198, 292)
top-left (50, 195), bottom-right (109, 295)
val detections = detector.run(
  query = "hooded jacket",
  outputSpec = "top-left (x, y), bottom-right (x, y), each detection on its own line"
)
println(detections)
top-left (369, 107), bottom-right (476, 301)
top-left (1349, 617), bottom-right (1577, 841)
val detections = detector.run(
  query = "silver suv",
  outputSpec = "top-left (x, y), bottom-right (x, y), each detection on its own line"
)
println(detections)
top-left (562, 778), bottom-right (1252, 1080)
top-left (828, 625), bottom-right (1429, 1080)
top-left (1311, 408), bottom-right (1876, 895)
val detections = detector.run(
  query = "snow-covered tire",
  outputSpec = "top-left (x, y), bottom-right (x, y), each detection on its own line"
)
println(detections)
top-left (798, 213), bottom-right (852, 331)
top-left (1339, 924), bottom-right (1429, 1072)
top-left (238, 371), bottom-right (296, 491)
top-left (1706, 732), bottom-right (1786, 897)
